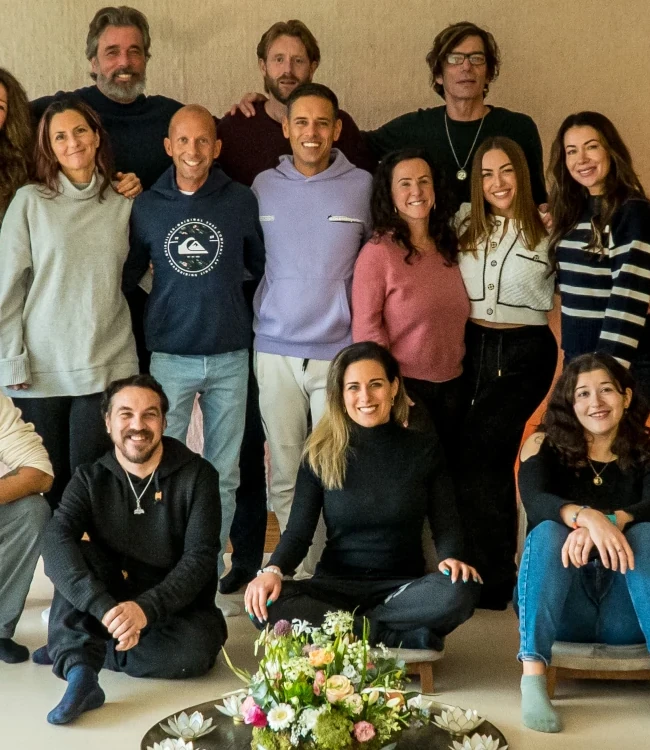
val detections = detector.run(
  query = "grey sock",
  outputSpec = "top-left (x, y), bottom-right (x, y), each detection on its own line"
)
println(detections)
top-left (521, 674), bottom-right (562, 733)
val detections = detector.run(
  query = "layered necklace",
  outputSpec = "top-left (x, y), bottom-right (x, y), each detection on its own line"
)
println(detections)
top-left (444, 110), bottom-right (487, 181)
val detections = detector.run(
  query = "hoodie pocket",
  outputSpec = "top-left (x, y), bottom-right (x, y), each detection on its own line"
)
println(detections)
top-left (256, 278), bottom-right (351, 345)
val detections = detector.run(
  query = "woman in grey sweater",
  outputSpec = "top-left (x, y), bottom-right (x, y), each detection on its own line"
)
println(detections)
top-left (0, 96), bottom-right (138, 508)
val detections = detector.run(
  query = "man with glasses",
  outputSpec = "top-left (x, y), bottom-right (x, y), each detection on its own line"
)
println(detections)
top-left (365, 21), bottom-right (546, 211)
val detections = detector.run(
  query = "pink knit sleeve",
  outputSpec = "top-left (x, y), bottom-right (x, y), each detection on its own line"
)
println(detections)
top-left (351, 240), bottom-right (390, 348)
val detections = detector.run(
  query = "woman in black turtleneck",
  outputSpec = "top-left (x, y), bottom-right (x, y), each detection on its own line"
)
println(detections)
top-left (244, 341), bottom-right (480, 649)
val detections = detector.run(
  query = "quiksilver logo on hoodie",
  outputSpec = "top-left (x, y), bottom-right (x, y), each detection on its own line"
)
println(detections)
top-left (165, 219), bottom-right (223, 276)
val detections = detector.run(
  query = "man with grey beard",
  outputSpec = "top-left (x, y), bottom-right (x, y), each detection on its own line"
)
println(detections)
top-left (31, 7), bottom-right (183, 373)
top-left (32, 6), bottom-right (182, 190)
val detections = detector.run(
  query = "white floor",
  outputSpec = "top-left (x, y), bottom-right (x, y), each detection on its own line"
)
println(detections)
top-left (3, 559), bottom-right (649, 748)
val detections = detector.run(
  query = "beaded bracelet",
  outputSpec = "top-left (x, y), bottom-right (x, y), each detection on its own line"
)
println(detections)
top-left (571, 505), bottom-right (590, 529)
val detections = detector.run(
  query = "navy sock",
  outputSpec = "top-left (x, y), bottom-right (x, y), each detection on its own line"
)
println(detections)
top-left (32, 645), bottom-right (53, 665)
top-left (47, 664), bottom-right (105, 725)
top-left (0, 638), bottom-right (29, 664)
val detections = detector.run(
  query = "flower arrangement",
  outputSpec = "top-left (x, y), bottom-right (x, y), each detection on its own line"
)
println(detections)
top-left (221, 611), bottom-right (430, 750)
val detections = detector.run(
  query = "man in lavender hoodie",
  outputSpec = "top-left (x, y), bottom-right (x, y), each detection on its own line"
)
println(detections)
top-left (252, 83), bottom-right (372, 576)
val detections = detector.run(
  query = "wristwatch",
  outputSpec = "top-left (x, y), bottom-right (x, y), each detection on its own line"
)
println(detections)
top-left (257, 565), bottom-right (282, 578)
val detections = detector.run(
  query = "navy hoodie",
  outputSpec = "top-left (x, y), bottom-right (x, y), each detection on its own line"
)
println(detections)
top-left (124, 165), bottom-right (265, 355)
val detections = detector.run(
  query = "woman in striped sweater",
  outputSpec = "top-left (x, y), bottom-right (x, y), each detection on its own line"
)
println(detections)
top-left (549, 111), bottom-right (650, 408)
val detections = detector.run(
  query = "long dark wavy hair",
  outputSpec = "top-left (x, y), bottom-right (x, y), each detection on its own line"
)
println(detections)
top-left (540, 352), bottom-right (650, 471)
top-left (34, 96), bottom-right (114, 199)
top-left (0, 68), bottom-right (33, 217)
top-left (370, 148), bottom-right (458, 265)
top-left (548, 112), bottom-right (646, 264)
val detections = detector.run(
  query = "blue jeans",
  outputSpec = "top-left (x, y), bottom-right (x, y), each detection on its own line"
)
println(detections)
top-left (516, 520), bottom-right (650, 664)
top-left (150, 350), bottom-right (248, 577)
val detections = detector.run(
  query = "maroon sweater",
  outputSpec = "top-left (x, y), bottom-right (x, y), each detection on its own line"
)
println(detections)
top-left (352, 235), bottom-right (470, 382)
top-left (216, 101), bottom-right (376, 186)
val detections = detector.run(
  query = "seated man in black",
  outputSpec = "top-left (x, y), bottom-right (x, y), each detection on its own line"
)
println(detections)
top-left (39, 375), bottom-right (226, 725)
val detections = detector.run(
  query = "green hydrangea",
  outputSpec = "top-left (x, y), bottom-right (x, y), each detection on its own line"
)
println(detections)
top-left (312, 710), bottom-right (354, 750)
top-left (251, 726), bottom-right (293, 750)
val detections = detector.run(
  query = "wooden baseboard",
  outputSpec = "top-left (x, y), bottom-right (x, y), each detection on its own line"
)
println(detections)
top-left (226, 511), bottom-right (280, 554)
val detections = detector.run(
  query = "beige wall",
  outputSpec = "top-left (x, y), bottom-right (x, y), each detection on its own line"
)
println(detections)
top-left (3, 0), bottom-right (650, 185)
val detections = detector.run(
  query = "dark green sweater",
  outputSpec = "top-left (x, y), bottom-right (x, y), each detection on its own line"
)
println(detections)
top-left (270, 420), bottom-right (464, 579)
top-left (365, 105), bottom-right (546, 210)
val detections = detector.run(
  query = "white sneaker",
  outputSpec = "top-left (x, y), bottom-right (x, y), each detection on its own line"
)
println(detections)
top-left (215, 592), bottom-right (241, 618)
top-left (41, 607), bottom-right (51, 624)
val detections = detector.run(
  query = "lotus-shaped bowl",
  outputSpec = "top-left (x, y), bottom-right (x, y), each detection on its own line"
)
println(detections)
top-left (160, 710), bottom-right (215, 740)
top-left (450, 733), bottom-right (508, 750)
top-left (434, 705), bottom-right (485, 735)
top-left (215, 690), bottom-right (247, 722)
top-left (147, 739), bottom-right (198, 750)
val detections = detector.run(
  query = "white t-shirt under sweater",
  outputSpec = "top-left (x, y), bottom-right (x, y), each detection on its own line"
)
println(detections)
top-left (0, 171), bottom-right (138, 397)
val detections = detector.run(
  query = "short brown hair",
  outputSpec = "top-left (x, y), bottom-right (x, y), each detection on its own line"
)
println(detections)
top-left (86, 5), bottom-right (151, 66)
top-left (256, 20), bottom-right (320, 65)
top-left (425, 21), bottom-right (500, 99)
top-left (35, 96), bottom-right (114, 200)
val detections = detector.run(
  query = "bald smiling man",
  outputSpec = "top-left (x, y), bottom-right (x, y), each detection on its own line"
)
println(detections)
top-left (123, 106), bottom-right (266, 614)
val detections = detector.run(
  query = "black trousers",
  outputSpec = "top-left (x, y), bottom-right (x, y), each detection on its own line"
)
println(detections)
top-left (228, 347), bottom-right (267, 577)
top-left (403, 375), bottom-right (463, 464)
top-left (48, 542), bottom-right (226, 680)
top-left (17, 393), bottom-right (111, 510)
top-left (455, 322), bottom-right (558, 607)
top-left (262, 573), bottom-right (479, 651)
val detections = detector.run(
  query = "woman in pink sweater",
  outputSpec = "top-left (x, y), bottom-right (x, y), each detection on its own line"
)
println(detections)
top-left (351, 148), bottom-right (469, 459)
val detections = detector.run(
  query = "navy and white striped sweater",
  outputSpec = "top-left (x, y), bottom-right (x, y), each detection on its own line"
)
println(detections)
top-left (557, 197), bottom-right (650, 367)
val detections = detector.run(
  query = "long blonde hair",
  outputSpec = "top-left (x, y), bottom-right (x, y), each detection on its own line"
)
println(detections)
top-left (459, 136), bottom-right (547, 254)
top-left (305, 342), bottom-right (409, 490)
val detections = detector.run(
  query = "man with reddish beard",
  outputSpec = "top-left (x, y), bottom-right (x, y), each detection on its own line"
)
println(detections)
top-left (38, 375), bottom-right (226, 725)
top-left (217, 21), bottom-right (374, 598)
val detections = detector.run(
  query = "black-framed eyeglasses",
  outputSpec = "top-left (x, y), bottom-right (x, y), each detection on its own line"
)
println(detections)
top-left (445, 52), bottom-right (486, 66)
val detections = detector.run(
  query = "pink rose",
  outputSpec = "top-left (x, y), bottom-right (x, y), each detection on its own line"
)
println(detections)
top-left (313, 669), bottom-right (326, 696)
top-left (241, 696), bottom-right (256, 714)
top-left (354, 721), bottom-right (376, 743)
top-left (243, 702), bottom-right (268, 728)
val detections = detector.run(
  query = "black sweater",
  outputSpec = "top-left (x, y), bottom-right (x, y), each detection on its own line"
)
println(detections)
top-left (269, 421), bottom-right (464, 579)
top-left (31, 86), bottom-right (183, 189)
top-left (518, 440), bottom-right (650, 533)
top-left (42, 437), bottom-right (221, 625)
top-left (364, 105), bottom-right (545, 211)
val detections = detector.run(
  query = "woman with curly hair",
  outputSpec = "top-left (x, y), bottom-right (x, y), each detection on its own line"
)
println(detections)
top-left (517, 352), bottom-right (650, 733)
top-left (548, 111), bottom-right (650, 406)
top-left (352, 148), bottom-right (469, 458)
top-left (0, 68), bottom-right (33, 224)
top-left (245, 342), bottom-right (480, 647)
top-left (454, 136), bottom-right (557, 610)
top-left (0, 96), bottom-right (138, 509)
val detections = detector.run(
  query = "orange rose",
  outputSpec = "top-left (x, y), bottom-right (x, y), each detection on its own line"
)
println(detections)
top-left (325, 675), bottom-right (354, 703)
top-left (308, 648), bottom-right (334, 668)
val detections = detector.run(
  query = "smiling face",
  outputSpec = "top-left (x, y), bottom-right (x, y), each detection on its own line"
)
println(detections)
top-left (481, 148), bottom-right (517, 218)
top-left (283, 95), bottom-right (342, 177)
top-left (105, 386), bottom-right (166, 468)
top-left (259, 34), bottom-right (317, 105)
top-left (391, 158), bottom-right (435, 225)
top-left (342, 359), bottom-right (399, 428)
top-left (435, 34), bottom-right (488, 103)
top-left (91, 24), bottom-right (147, 103)
top-left (49, 109), bottom-right (100, 182)
top-left (564, 125), bottom-right (612, 196)
top-left (165, 107), bottom-right (221, 192)
top-left (0, 83), bottom-right (7, 132)
top-left (573, 368), bottom-right (632, 443)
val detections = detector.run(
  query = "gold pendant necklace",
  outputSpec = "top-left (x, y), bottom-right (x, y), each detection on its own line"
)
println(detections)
top-left (587, 457), bottom-right (612, 486)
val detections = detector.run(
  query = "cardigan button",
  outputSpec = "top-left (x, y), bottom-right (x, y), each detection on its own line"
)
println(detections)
top-left (488, 283), bottom-right (495, 290)
top-left (490, 242), bottom-right (497, 248)
top-left (487, 308), bottom-right (494, 315)
top-left (491, 260), bottom-right (497, 267)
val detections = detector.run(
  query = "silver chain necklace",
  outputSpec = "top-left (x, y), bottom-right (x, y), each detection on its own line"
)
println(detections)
top-left (444, 110), bottom-right (487, 181)
top-left (125, 469), bottom-right (156, 515)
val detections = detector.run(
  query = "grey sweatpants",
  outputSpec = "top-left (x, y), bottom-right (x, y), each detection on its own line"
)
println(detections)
top-left (0, 494), bottom-right (50, 638)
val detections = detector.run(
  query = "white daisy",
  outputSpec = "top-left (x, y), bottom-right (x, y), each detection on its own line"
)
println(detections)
top-left (267, 703), bottom-right (296, 731)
